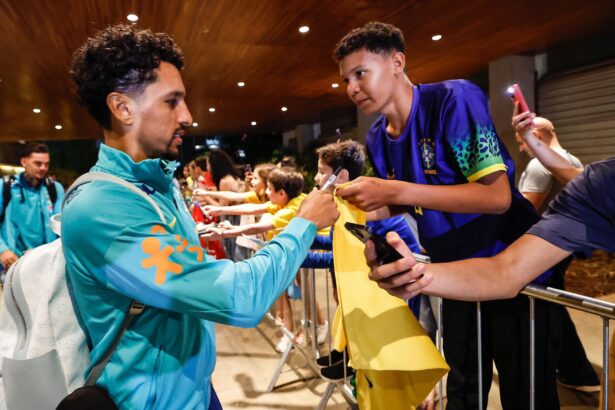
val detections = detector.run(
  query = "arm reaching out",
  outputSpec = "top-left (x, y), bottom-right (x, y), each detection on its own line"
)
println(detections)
top-left (194, 189), bottom-right (248, 205)
top-left (337, 173), bottom-right (511, 214)
top-left (366, 231), bottom-right (571, 301)
top-left (203, 202), bottom-right (268, 217)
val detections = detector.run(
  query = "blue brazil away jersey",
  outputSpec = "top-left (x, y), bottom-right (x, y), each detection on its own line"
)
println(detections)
top-left (367, 80), bottom-right (543, 267)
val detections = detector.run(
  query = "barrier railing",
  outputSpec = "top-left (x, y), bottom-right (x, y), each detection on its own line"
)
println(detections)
top-left (520, 285), bottom-right (613, 410)
top-left (255, 267), bottom-right (357, 407)
top-left (255, 265), bottom-right (611, 409)
top-left (452, 286), bottom-right (611, 410)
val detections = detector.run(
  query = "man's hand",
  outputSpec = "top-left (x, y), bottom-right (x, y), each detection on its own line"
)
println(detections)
top-left (297, 189), bottom-right (339, 230)
top-left (1, 250), bottom-right (18, 270)
top-left (366, 232), bottom-right (433, 300)
top-left (336, 177), bottom-right (396, 211)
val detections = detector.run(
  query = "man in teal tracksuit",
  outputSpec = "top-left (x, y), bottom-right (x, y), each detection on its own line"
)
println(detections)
top-left (0, 142), bottom-right (64, 270)
top-left (64, 25), bottom-right (339, 409)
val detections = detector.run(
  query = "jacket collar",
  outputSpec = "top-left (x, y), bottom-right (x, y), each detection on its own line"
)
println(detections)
top-left (93, 144), bottom-right (177, 193)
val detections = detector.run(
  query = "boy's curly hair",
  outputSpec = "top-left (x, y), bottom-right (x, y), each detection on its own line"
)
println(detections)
top-left (333, 22), bottom-right (405, 62)
top-left (70, 24), bottom-right (184, 129)
top-left (316, 140), bottom-right (365, 180)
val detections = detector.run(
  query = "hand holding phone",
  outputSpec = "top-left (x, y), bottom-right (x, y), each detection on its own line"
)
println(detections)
top-left (507, 84), bottom-right (530, 114)
top-left (344, 222), bottom-right (430, 265)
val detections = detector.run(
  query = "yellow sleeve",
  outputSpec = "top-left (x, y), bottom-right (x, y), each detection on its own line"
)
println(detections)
top-left (270, 208), bottom-right (296, 229)
top-left (265, 201), bottom-right (281, 214)
top-left (244, 191), bottom-right (261, 204)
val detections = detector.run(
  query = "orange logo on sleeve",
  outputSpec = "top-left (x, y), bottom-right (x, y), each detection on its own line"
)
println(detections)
top-left (141, 237), bottom-right (184, 285)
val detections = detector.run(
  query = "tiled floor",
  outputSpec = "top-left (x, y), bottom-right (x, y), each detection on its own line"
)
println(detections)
top-left (213, 270), bottom-right (607, 409)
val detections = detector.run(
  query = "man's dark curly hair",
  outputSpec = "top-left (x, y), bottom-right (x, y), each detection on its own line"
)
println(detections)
top-left (317, 139), bottom-right (365, 180)
top-left (333, 22), bottom-right (405, 62)
top-left (70, 24), bottom-right (184, 130)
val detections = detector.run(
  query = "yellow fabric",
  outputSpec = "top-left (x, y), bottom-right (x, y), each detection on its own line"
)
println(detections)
top-left (243, 190), bottom-right (262, 204)
top-left (264, 200), bottom-right (281, 214)
top-left (331, 191), bottom-right (449, 409)
top-left (269, 193), bottom-right (306, 229)
top-left (466, 163), bottom-right (507, 182)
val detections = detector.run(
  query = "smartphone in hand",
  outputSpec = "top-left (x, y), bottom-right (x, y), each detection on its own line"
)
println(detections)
top-left (344, 222), bottom-right (430, 265)
top-left (507, 83), bottom-right (530, 114)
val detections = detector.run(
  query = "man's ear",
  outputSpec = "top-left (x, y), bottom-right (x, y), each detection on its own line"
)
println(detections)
top-left (391, 51), bottom-right (406, 76)
top-left (107, 92), bottom-right (134, 126)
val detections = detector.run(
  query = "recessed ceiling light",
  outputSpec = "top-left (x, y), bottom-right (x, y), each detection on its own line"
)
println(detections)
top-left (331, 83), bottom-right (339, 88)
top-left (298, 26), bottom-right (310, 34)
top-left (127, 14), bottom-right (139, 22)
top-left (237, 81), bottom-right (245, 87)
top-left (281, 107), bottom-right (288, 112)
top-left (192, 122), bottom-right (198, 127)
top-left (209, 107), bottom-right (216, 112)
top-left (251, 121), bottom-right (257, 126)
top-left (431, 34), bottom-right (442, 41)
top-left (33, 108), bottom-right (41, 113)
top-left (54, 125), bottom-right (62, 130)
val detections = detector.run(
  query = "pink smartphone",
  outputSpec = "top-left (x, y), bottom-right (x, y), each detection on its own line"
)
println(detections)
top-left (507, 84), bottom-right (530, 113)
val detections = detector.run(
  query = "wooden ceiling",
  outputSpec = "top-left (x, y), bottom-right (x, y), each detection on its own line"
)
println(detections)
top-left (1, 0), bottom-right (614, 142)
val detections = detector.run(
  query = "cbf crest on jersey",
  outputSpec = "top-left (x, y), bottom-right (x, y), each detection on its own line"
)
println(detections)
top-left (419, 138), bottom-right (437, 175)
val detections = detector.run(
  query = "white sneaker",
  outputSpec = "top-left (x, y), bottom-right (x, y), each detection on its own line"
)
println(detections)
top-left (317, 321), bottom-right (329, 345)
top-left (275, 335), bottom-right (292, 352)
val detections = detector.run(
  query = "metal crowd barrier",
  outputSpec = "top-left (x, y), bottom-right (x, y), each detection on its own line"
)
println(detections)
top-left (254, 264), bottom-right (612, 409)
top-left (460, 286), bottom-right (612, 410)
top-left (254, 267), bottom-right (357, 408)
top-left (521, 285), bottom-right (613, 410)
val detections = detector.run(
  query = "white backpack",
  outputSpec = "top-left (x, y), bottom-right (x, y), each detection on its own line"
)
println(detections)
top-left (0, 172), bottom-right (165, 410)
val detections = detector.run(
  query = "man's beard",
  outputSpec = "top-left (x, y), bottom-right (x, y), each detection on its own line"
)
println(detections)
top-left (160, 142), bottom-right (181, 161)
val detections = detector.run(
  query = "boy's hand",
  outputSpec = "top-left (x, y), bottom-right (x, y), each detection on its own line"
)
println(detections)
top-left (297, 189), bottom-right (339, 230)
top-left (366, 232), bottom-right (433, 300)
top-left (203, 205), bottom-right (222, 217)
top-left (193, 189), bottom-right (210, 204)
top-left (337, 177), bottom-right (395, 211)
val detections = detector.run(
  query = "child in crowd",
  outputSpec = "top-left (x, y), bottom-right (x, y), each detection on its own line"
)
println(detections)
top-left (194, 163), bottom-right (275, 207)
top-left (203, 167), bottom-right (321, 351)
top-left (195, 163), bottom-right (277, 256)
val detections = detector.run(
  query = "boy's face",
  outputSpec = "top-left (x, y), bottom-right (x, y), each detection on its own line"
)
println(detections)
top-left (339, 48), bottom-right (400, 116)
top-left (315, 159), bottom-right (333, 188)
top-left (315, 158), bottom-right (350, 188)
top-left (266, 182), bottom-right (288, 206)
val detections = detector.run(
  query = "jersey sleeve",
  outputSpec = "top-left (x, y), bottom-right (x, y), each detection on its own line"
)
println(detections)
top-left (443, 82), bottom-right (507, 182)
top-left (264, 201), bottom-right (280, 214)
top-left (270, 207), bottom-right (296, 230)
top-left (527, 159), bottom-right (615, 257)
top-left (244, 191), bottom-right (261, 204)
